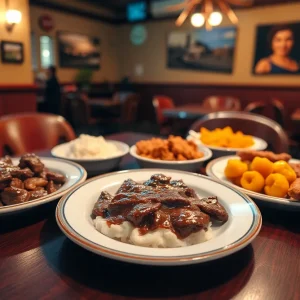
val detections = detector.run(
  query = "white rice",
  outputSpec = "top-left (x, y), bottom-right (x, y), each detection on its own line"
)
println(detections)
top-left (68, 134), bottom-right (121, 159)
top-left (94, 216), bottom-right (212, 248)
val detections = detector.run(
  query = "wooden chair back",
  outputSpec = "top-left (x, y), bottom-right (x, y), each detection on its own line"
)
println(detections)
top-left (120, 93), bottom-right (140, 124)
top-left (244, 101), bottom-right (267, 115)
top-left (203, 96), bottom-right (241, 111)
top-left (152, 95), bottom-right (175, 125)
top-left (189, 111), bottom-right (289, 153)
top-left (271, 98), bottom-right (285, 128)
top-left (0, 113), bottom-right (76, 156)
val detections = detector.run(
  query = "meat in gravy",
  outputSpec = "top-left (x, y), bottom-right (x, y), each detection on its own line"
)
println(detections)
top-left (0, 154), bottom-right (65, 206)
top-left (92, 174), bottom-right (228, 240)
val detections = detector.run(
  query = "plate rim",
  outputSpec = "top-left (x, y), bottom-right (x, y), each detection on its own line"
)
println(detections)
top-left (51, 140), bottom-right (129, 162)
top-left (187, 133), bottom-right (267, 152)
top-left (0, 157), bottom-right (87, 214)
top-left (56, 169), bottom-right (262, 265)
top-left (206, 155), bottom-right (300, 207)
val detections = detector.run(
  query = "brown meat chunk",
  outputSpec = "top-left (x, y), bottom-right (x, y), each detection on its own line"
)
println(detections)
top-left (46, 171), bottom-right (66, 184)
top-left (19, 154), bottom-right (44, 173)
top-left (237, 150), bottom-right (291, 163)
top-left (29, 189), bottom-right (48, 200)
top-left (192, 197), bottom-right (228, 222)
top-left (126, 202), bottom-right (161, 226)
top-left (24, 177), bottom-right (48, 190)
top-left (11, 168), bottom-right (34, 180)
top-left (1, 187), bottom-right (30, 205)
top-left (46, 180), bottom-right (57, 194)
top-left (170, 206), bottom-right (210, 239)
top-left (0, 167), bottom-right (12, 183)
top-left (92, 191), bottom-right (113, 218)
top-left (288, 178), bottom-right (300, 201)
top-left (0, 156), bottom-right (13, 165)
top-left (10, 178), bottom-right (24, 189)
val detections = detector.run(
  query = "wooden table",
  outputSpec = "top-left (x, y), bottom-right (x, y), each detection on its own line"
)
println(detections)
top-left (88, 98), bottom-right (120, 107)
top-left (1, 132), bottom-right (300, 299)
top-left (163, 104), bottom-right (237, 119)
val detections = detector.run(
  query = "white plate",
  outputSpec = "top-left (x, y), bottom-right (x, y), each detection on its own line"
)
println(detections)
top-left (130, 144), bottom-right (212, 172)
top-left (187, 132), bottom-right (267, 157)
top-left (0, 157), bottom-right (87, 215)
top-left (206, 155), bottom-right (300, 210)
top-left (51, 140), bottom-right (129, 175)
top-left (56, 169), bottom-right (261, 266)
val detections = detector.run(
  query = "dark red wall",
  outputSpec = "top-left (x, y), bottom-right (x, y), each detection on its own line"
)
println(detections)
top-left (0, 85), bottom-right (37, 116)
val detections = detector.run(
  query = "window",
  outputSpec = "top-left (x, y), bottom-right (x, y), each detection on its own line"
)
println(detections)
top-left (40, 35), bottom-right (54, 68)
top-left (30, 32), bottom-right (38, 70)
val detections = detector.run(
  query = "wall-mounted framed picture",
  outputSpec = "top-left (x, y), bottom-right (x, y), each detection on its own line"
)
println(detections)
top-left (253, 22), bottom-right (300, 75)
top-left (57, 31), bottom-right (101, 69)
top-left (167, 26), bottom-right (237, 74)
top-left (1, 41), bottom-right (24, 64)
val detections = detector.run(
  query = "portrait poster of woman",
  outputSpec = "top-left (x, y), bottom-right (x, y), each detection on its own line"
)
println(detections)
top-left (253, 22), bottom-right (300, 75)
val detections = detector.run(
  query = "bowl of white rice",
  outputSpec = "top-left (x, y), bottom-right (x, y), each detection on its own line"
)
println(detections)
top-left (51, 134), bottom-right (129, 175)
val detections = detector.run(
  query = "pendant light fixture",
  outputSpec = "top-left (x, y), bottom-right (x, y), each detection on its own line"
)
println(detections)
top-left (167, 0), bottom-right (253, 30)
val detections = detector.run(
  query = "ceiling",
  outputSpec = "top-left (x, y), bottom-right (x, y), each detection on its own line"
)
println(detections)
top-left (86, 0), bottom-right (300, 12)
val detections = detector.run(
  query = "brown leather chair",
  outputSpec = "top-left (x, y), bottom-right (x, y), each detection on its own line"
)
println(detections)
top-left (244, 101), bottom-right (266, 115)
top-left (189, 111), bottom-right (289, 153)
top-left (271, 98), bottom-right (285, 128)
top-left (202, 96), bottom-right (241, 111)
top-left (271, 98), bottom-right (300, 148)
top-left (0, 113), bottom-right (76, 156)
top-left (152, 95), bottom-right (175, 125)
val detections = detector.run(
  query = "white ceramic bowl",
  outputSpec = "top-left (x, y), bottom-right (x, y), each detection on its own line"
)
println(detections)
top-left (187, 132), bottom-right (267, 158)
top-left (51, 140), bottom-right (129, 175)
top-left (130, 144), bottom-right (212, 172)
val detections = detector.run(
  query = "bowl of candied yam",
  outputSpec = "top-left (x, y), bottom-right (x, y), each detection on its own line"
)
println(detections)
top-left (206, 150), bottom-right (300, 209)
top-left (187, 127), bottom-right (267, 158)
top-left (130, 135), bottom-right (212, 172)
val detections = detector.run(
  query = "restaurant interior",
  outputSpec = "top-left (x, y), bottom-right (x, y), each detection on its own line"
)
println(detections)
top-left (1, 0), bottom-right (300, 299)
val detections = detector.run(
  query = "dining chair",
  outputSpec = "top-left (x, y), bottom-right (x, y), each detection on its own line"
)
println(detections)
top-left (152, 95), bottom-right (175, 125)
top-left (271, 98), bottom-right (285, 128)
top-left (189, 111), bottom-right (289, 153)
top-left (0, 113), bottom-right (76, 156)
top-left (69, 92), bottom-right (100, 127)
top-left (271, 98), bottom-right (300, 151)
top-left (203, 96), bottom-right (241, 111)
top-left (244, 101), bottom-right (266, 115)
top-left (120, 93), bottom-right (140, 124)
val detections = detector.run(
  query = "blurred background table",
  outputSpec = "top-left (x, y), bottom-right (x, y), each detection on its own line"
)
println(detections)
top-left (163, 104), bottom-right (240, 120)
top-left (0, 132), bottom-right (299, 299)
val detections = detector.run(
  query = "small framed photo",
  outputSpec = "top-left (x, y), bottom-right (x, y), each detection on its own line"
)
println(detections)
top-left (1, 41), bottom-right (24, 64)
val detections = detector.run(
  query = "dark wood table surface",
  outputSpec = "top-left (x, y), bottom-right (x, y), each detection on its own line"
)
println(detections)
top-left (163, 104), bottom-right (238, 119)
top-left (1, 132), bottom-right (300, 300)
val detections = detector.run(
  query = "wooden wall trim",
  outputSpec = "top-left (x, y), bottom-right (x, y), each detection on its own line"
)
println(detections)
top-left (131, 82), bottom-right (300, 91)
top-left (61, 81), bottom-right (300, 91)
top-left (0, 85), bottom-right (37, 93)
top-left (30, 0), bottom-right (119, 24)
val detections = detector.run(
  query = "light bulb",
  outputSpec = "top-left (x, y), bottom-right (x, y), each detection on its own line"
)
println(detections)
top-left (42, 50), bottom-right (50, 57)
top-left (6, 10), bottom-right (22, 24)
top-left (191, 13), bottom-right (205, 27)
top-left (208, 12), bottom-right (222, 26)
